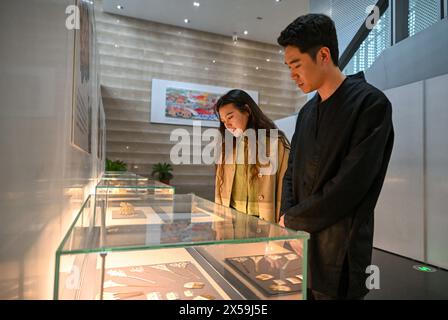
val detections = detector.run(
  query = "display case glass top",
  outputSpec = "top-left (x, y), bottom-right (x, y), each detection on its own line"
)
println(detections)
top-left (102, 171), bottom-right (141, 179)
top-left (58, 194), bottom-right (308, 254)
top-left (96, 178), bottom-right (173, 189)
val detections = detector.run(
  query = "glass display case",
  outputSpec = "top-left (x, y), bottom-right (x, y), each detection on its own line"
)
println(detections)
top-left (102, 171), bottom-right (146, 180)
top-left (54, 193), bottom-right (309, 300)
top-left (96, 176), bottom-right (175, 203)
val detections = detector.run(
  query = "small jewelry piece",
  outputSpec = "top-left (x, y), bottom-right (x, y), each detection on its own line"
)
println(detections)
top-left (184, 282), bottom-right (205, 289)
top-left (166, 292), bottom-right (180, 300)
top-left (273, 279), bottom-right (287, 285)
top-left (256, 274), bottom-right (274, 281)
top-left (286, 277), bottom-right (302, 285)
top-left (296, 274), bottom-right (303, 280)
top-left (269, 284), bottom-right (292, 292)
top-left (146, 292), bottom-right (162, 300)
top-left (184, 290), bottom-right (194, 297)
top-left (119, 202), bottom-right (135, 216)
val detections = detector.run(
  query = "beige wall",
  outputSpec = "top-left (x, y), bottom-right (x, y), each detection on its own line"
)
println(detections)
top-left (96, 4), bottom-right (306, 200)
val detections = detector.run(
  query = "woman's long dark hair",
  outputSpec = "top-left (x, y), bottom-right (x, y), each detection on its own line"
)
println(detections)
top-left (214, 89), bottom-right (290, 200)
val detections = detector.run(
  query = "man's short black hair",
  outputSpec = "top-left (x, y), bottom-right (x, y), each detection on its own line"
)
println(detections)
top-left (277, 14), bottom-right (339, 67)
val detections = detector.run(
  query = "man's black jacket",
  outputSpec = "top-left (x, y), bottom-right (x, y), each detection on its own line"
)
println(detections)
top-left (281, 72), bottom-right (394, 298)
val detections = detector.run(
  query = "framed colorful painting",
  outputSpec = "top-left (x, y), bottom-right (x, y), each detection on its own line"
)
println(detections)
top-left (150, 79), bottom-right (259, 127)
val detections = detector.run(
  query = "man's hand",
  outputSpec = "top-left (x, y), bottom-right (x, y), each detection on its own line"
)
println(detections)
top-left (279, 215), bottom-right (285, 228)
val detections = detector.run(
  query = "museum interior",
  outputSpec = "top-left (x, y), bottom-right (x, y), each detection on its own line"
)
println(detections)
top-left (0, 0), bottom-right (447, 300)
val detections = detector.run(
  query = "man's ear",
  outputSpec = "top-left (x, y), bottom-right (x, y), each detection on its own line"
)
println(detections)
top-left (320, 47), bottom-right (331, 64)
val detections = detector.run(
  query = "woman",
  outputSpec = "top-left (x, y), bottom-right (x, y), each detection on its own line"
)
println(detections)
top-left (214, 89), bottom-right (290, 223)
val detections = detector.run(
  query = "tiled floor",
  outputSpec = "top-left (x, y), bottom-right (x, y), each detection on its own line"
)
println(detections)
top-left (365, 249), bottom-right (448, 299)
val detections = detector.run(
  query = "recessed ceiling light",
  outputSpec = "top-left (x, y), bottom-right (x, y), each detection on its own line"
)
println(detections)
top-left (116, 19), bottom-right (120, 23)
top-left (193, 2), bottom-right (200, 7)
top-left (279, 49), bottom-right (283, 54)
top-left (184, 19), bottom-right (190, 23)
top-left (275, 0), bottom-right (282, 3)
top-left (212, 60), bottom-right (216, 63)
top-left (255, 66), bottom-right (259, 70)
top-left (244, 30), bottom-right (248, 35)
top-left (117, 5), bottom-right (124, 10)
top-left (126, 146), bottom-right (130, 150)
top-left (114, 44), bottom-right (119, 48)
top-left (266, 58), bottom-right (270, 62)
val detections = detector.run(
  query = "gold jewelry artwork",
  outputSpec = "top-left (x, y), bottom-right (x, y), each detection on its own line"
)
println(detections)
top-left (255, 274), bottom-right (274, 281)
top-left (184, 282), bottom-right (205, 289)
top-left (166, 292), bottom-right (180, 300)
top-left (269, 284), bottom-right (292, 292)
top-left (286, 277), bottom-right (302, 285)
top-left (119, 202), bottom-right (135, 216)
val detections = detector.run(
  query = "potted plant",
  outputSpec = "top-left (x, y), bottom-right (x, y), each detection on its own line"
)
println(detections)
top-left (151, 162), bottom-right (173, 185)
top-left (106, 158), bottom-right (127, 171)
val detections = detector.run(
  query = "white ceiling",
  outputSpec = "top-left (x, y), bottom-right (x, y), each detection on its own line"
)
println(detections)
top-left (102, 0), bottom-right (309, 45)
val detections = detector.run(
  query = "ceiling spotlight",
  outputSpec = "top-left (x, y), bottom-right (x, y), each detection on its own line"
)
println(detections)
top-left (184, 19), bottom-right (190, 23)
top-left (116, 19), bottom-right (120, 23)
top-left (114, 44), bottom-right (119, 48)
top-left (117, 5), bottom-right (124, 10)
top-left (193, 2), bottom-right (200, 7)
top-left (244, 30), bottom-right (248, 35)
top-left (255, 66), bottom-right (259, 70)
top-left (212, 60), bottom-right (216, 63)
top-left (126, 146), bottom-right (130, 150)
top-left (266, 58), bottom-right (270, 62)
top-left (275, 0), bottom-right (282, 3)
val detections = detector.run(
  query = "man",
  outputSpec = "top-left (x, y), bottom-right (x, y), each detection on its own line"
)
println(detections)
top-left (277, 14), bottom-right (394, 300)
